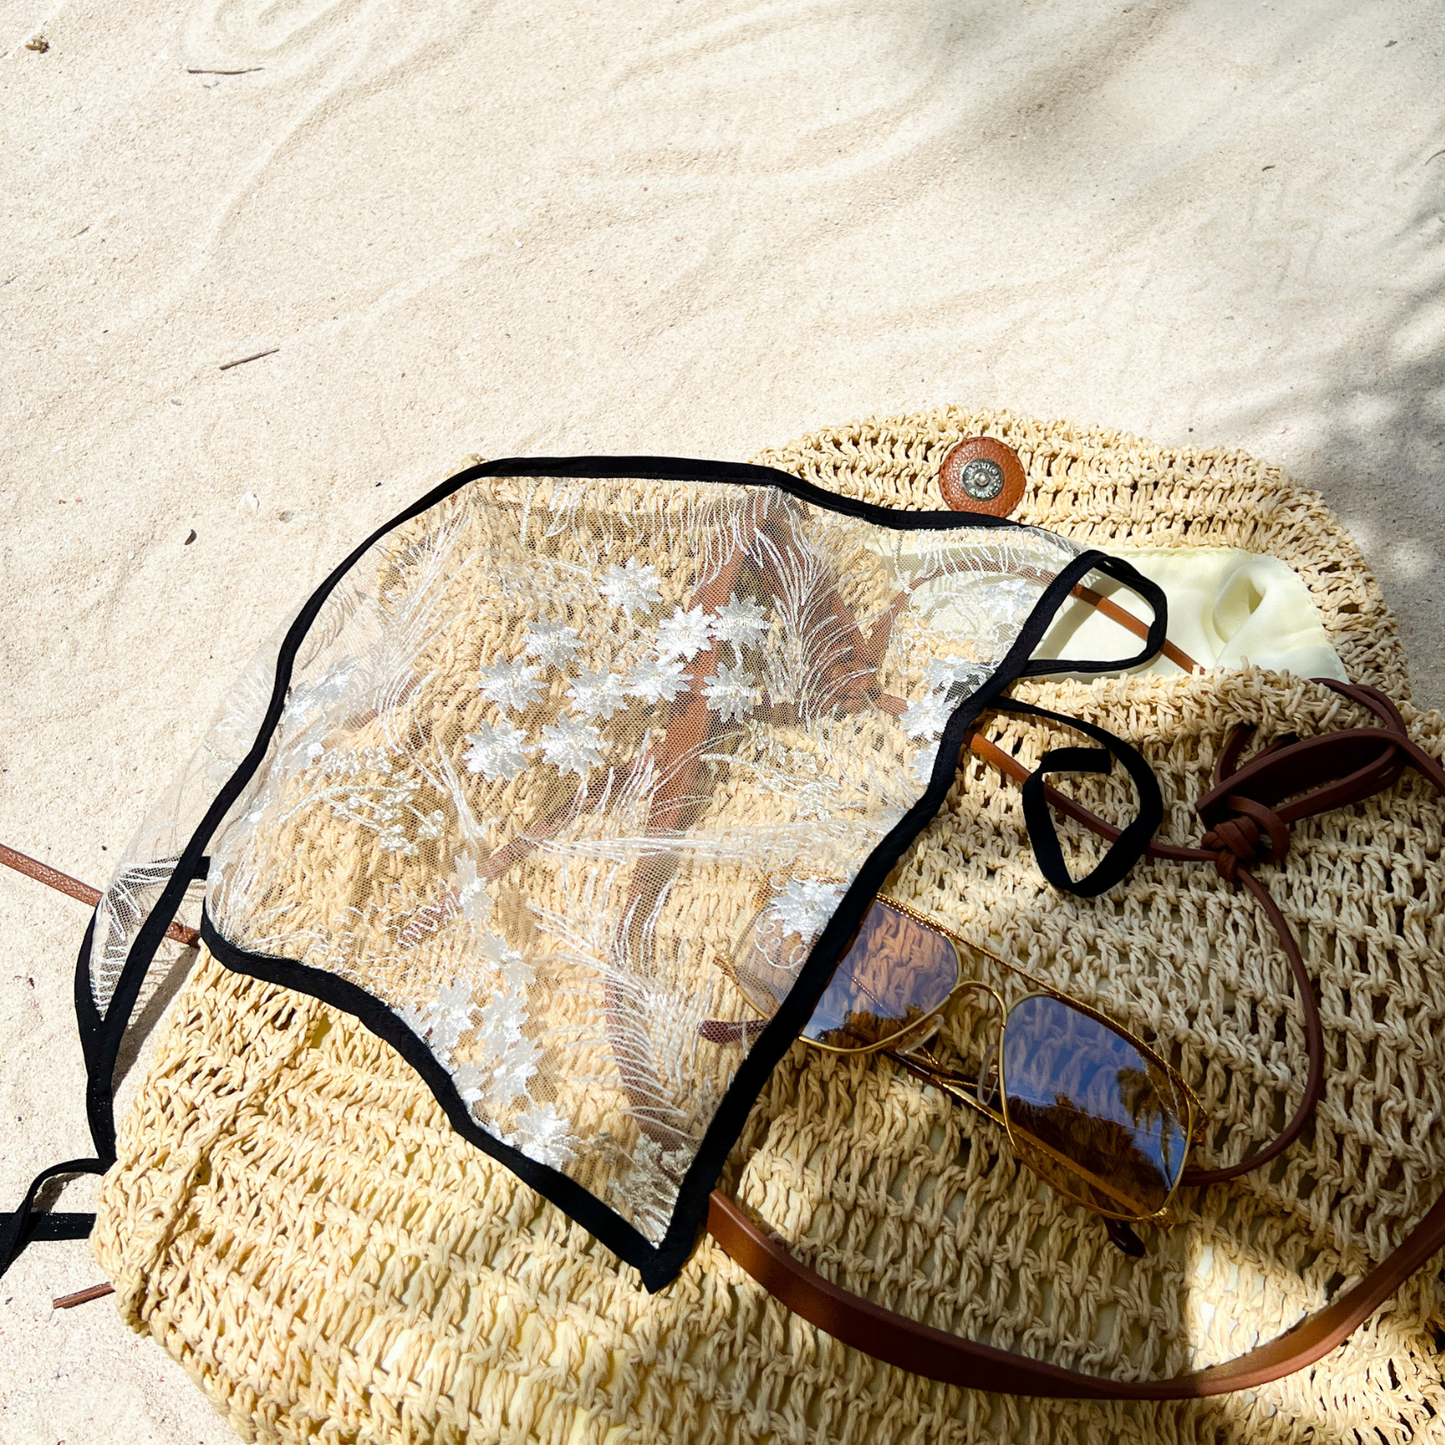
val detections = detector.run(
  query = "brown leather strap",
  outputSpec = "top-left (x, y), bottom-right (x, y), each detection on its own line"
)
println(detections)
top-left (591, 524), bottom-right (1438, 1394)
top-left (1196, 683), bottom-right (1438, 833)
top-left (962, 683), bottom-right (1438, 1184)
top-left (8, 552), bottom-right (1411, 1398)
top-left (0, 842), bottom-right (199, 949)
top-left (1069, 582), bottom-right (1200, 675)
top-left (708, 679), bottom-right (1445, 1396)
top-left (16, 525), bottom-right (1434, 1394)
top-left (13, 691), bottom-right (1440, 1395)
top-left (708, 1176), bottom-right (1445, 1398)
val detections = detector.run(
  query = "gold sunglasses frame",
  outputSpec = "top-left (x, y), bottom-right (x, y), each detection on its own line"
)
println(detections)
top-left (733, 892), bottom-right (1205, 1226)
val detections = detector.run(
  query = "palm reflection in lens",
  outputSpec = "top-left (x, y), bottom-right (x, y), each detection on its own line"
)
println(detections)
top-left (1001, 994), bottom-right (1188, 1218)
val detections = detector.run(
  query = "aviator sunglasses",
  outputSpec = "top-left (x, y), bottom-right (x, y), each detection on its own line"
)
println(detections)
top-left (711, 892), bottom-right (1203, 1248)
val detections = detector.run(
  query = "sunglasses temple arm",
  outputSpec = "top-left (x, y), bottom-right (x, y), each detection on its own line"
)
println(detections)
top-left (1104, 1218), bottom-right (1147, 1257)
top-left (887, 1049), bottom-right (1005, 1126)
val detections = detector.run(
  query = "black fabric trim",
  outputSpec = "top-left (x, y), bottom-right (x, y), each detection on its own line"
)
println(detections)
top-left (1000, 698), bottom-right (1165, 898)
top-left (74, 455), bottom-right (1039, 1128)
top-left (73, 912), bottom-right (112, 1160)
top-left (435, 455), bottom-right (1034, 533)
top-left (1020, 551), bottom-right (1167, 677)
top-left (0, 1159), bottom-right (104, 1274)
top-left (10, 1212), bottom-right (96, 1243)
top-left (30, 456), bottom-right (1166, 1292)
top-left (75, 854), bottom-right (210, 1166)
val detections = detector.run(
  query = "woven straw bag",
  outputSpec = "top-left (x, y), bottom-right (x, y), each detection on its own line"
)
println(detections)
top-left (67, 409), bottom-right (1445, 1442)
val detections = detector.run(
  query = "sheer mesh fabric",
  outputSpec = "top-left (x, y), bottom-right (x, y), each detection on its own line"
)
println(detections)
top-left (111, 473), bottom-right (1081, 1243)
top-left (86, 617), bottom-right (293, 1014)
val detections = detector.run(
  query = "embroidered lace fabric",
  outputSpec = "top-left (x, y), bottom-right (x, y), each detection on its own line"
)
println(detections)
top-left (103, 471), bottom-right (1085, 1246)
top-left (86, 615), bottom-right (295, 1015)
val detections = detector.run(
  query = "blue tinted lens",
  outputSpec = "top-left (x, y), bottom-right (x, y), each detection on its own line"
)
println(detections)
top-left (1002, 994), bottom-right (1188, 1217)
top-left (802, 902), bottom-right (958, 1050)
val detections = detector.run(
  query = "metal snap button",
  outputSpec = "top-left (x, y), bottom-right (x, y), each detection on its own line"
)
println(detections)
top-left (959, 457), bottom-right (1005, 501)
top-left (939, 437), bottom-right (1026, 517)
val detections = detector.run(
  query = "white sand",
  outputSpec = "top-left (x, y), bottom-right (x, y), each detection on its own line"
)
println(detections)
top-left (2, 2), bottom-right (1443, 1440)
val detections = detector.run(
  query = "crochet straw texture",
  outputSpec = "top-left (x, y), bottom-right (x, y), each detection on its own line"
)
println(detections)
top-left (93, 407), bottom-right (1445, 1443)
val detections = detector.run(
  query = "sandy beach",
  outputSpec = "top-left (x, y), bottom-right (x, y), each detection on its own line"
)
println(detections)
top-left (2, 2), bottom-right (1443, 1440)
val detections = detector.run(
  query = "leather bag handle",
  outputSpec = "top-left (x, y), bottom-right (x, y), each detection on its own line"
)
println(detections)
top-left (707, 679), bottom-right (1445, 1398)
top-left (706, 1175), bottom-right (1445, 1400)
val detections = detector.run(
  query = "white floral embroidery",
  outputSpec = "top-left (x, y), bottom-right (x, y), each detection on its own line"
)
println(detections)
top-left (288, 660), bottom-right (361, 722)
top-left (479, 929), bottom-right (531, 989)
top-left (489, 1032), bottom-right (543, 1100)
top-left (455, 856), bottom-right (491, 922)
top-left (656, 605), bottom-right (713, 662)
top-left (710, 596), bottom-right (768, 656)
top-left (469, 982), bottom-right (542, 1102)
top-left (540, 716), bottom-right (605, 779)
top-left (701, 660), bottom-right (762, 722)
top-left (427, 980), bottom-right (479, 1052)
top-left (608, 1133), bottom-right (690, 1240)
top-left (900, 689), bottom-right (954, 740)
top-left (395, 1001), bottom-right (429, 1036)
top-left (463, 718), bottom-right (531, 781)
top-left (911, 739), bottom-right (943, 786)
top-left (479, 988), bottom-right (529, 1041)
top-left (566, 668), bottom-right (628, 722)
top-left (767, 878), bottom-right (846, 939)
top-left (478, 659), bottom-right (544, 713)
top-left (314, 745), bottom-right (394, 780)
top-left (453, 1062), bottom-right (486, 1107)
top-left (924, 656), bottom-right (990, 696)
top-left (504, 1098), bottom-right (577, 1169)
top-left (598, 559), bottom-right (662, 616)
top-left (318, 756), bottom-right (413, 825)
top-left (523, 619), bottom-right (582, 668)
top-left (199, 470), bottom-right (1084, 1253)
top-left (476, 980), bottom-right (524, 1043)
top-left (626, 657), bottom-right (689, 705)
top-left (494, 1040), bottom-right (543, 1103)
top-left (396, 979), bottom-right (477, 1059)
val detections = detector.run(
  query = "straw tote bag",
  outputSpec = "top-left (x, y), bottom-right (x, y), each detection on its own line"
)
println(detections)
top-left (13, 409), bottom-right (1445, 1443)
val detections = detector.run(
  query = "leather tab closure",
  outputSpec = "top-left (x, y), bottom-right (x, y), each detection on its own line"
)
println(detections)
top-left (939, 436), bottom-right (1027, 517)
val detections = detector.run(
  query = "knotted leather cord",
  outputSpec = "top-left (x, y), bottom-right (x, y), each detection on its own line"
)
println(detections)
top-left (706, 679), bottom-right (1445, 1398)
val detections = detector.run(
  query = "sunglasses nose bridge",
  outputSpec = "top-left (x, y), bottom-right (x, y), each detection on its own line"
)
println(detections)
top-left (947, 974), bottom-right (1008, 1028)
